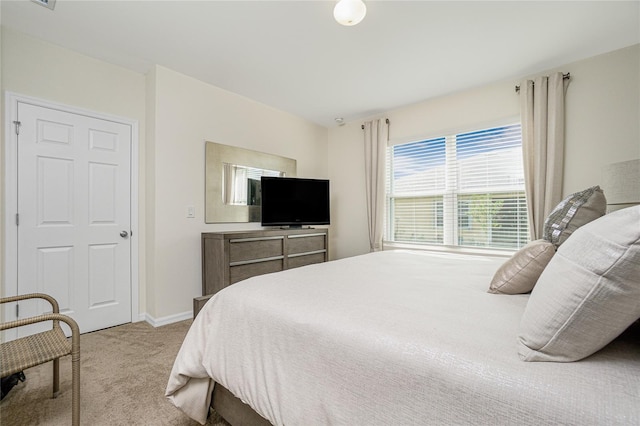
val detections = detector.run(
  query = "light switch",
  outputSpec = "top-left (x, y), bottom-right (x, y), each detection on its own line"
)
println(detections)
top-left (187, 205), bottom-right (195, 218)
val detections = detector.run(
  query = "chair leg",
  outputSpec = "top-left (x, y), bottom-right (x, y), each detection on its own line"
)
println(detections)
top-left (53, 358), bottom-right (60, 398)
top-left (72, 351), bottom-right (80, 426)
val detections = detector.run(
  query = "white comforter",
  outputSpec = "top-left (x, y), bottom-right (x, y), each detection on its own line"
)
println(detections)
top-left (166, 250), bottom-right (640, 425)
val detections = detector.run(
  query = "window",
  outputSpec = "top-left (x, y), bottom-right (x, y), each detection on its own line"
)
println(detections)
top-left (385, 123), bottom-right (528, 250)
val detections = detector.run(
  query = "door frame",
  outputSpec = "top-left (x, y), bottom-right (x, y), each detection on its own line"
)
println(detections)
top-left (3, 91), bottom-right (140, 334)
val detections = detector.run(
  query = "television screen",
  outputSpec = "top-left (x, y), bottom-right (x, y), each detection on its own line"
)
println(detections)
top-left (261, 177), bottom-right (330, 227)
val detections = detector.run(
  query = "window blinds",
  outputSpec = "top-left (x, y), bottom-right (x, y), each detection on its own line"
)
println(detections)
top-left (386, 123), bottom-right (528, 250)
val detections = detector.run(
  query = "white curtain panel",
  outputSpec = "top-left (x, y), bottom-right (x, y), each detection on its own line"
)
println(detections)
top-left (363, 119), bottom-right (388, 252)
top-left (223, 163), bottom-right (235, 205)
top-left (520, 72), bottom-right (568, 240)
top-left (222, 163), bottom-right (247, 205)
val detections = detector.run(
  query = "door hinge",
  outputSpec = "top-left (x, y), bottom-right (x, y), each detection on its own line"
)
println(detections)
top-left (16, 213), bottom-right (19, 226)
top-left (16, 304), bottom-right (19, 318)
top-left (13, 120), bottom-right (21, 136)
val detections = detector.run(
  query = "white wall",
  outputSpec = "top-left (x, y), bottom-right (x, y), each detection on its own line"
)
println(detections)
top-left (0, 10), bottom-right (4, 298)
top-left (1, 29), bottom-right (328, 322)
top-left (328, 44), bottom-right (640, 260)
top-left (328, 123), bottom-right (370, 258)
top-left (147, 65), bottom-right (328, 319)
top-left (564, 46), bottom-right (640, 193)
top-left (1, 28), bottom-right (148, 310)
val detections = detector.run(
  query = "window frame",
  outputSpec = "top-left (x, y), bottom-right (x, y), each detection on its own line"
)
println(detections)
top-left (384, 118), bottom-right (528, 254)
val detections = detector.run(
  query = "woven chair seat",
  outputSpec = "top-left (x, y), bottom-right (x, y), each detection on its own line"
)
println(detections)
top-left (0, 326), bottom-right (71, 377)
top-left (1, 293), bottom-right (80, 425)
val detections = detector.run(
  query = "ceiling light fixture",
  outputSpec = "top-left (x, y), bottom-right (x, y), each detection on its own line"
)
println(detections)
top-left (333, 0), bottom-right (367, 26)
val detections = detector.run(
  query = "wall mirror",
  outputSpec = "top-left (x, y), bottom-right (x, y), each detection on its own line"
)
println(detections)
top-left (205, 142), bottom-right (296, 223)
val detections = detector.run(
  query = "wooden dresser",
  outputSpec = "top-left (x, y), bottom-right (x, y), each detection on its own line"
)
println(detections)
top-left (194, 228), bottom-right (329, 316)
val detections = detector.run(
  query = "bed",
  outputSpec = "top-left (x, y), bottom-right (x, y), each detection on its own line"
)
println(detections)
top-left (166, 203), bottom-right (640, 425)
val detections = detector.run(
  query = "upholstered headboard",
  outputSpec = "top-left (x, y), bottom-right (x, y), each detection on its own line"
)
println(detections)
top-left (601, 159), bottom-right (640, 212)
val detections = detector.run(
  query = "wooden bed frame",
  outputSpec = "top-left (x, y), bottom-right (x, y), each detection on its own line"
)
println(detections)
top-left (212, 382), bottom-right (272, 426)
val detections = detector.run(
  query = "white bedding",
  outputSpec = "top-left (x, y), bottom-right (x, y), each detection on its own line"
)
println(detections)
top-left (166, 250), bottom-right (640, 425)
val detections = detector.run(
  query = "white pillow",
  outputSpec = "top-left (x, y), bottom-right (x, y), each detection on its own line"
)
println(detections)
top-left (518, 206), bottom-right (640, 362)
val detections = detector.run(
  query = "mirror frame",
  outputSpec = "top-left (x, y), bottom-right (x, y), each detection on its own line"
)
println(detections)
top-left (205, 142), bottom-right (297, 223)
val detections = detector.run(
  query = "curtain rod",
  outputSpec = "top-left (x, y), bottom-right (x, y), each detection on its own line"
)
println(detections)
top-left (361, 118), bottom-right (390, 130)
top-left (515, 72), bottom-right (570, 93)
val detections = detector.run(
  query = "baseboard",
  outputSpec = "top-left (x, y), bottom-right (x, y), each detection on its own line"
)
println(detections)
top-left (139, 311), bottom-right (193, 327)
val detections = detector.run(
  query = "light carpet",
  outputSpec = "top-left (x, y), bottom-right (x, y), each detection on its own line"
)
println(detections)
top-left (0, 320), bottom-right (230, 425)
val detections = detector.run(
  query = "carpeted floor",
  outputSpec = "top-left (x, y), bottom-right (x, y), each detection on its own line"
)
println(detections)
top-left (0, 320), bottom-right (231, 425)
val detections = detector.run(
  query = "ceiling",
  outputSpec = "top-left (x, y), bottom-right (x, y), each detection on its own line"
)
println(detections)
top-left (2, 1), bottom-right (639, 127)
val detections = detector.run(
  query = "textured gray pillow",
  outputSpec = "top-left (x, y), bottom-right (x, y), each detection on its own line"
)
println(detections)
top-left (518, 206), bottom-right (640, 362)
top-left (488, 240), bottom-right (555, 294)
top-left (543, 185), bottom-right (606, 247)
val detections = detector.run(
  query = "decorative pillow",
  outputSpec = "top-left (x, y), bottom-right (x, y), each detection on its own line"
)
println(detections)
top-left (518, 206), bottom-right (640, 362)
top-left (488, 240), bottom-right (555, 294)
top-left (543, 185), bottom-right (606, 247)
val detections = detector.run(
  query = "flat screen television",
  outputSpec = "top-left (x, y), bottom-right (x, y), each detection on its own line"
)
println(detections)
top-left (260, 177), bottom-right (330, 227)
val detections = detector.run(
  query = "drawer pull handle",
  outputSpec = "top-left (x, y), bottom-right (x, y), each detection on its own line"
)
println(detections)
top-left (230, 236), bottom-right (285, 243)
top-left (288, 233), bottom-right (326, 239)
top-left (230, 255), bottom-right (285, 267)
top-left (288, 250), bottom-right (327, 258)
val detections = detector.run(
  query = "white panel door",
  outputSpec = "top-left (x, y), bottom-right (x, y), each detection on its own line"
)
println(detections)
top-left (16, 102), bottom-right (132, 335)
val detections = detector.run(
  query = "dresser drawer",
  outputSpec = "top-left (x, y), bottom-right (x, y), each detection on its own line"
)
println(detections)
top-left (230, 258), bottom-right (284, 284)
top-left (287, 233), bottom-right (326, 255)
top-left (229, 237), bottom-right (284, 263)
top-left (288, 252), bottom-right (326, 269)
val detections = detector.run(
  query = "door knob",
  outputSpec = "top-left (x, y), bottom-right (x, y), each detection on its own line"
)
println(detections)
top-left (120, 231), bottom-right (129, 238)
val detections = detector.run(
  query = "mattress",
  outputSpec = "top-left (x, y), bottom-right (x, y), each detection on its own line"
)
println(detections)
top-left (166, 250), bottom-right (640, 425)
